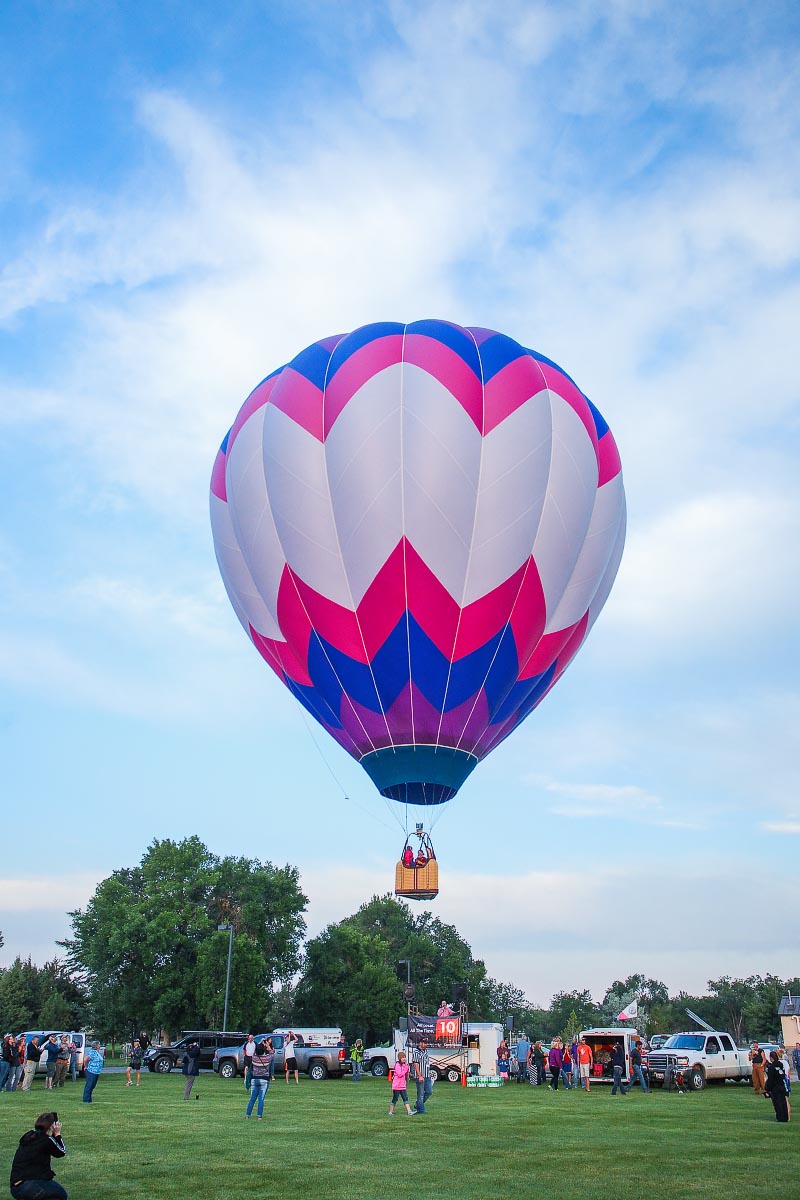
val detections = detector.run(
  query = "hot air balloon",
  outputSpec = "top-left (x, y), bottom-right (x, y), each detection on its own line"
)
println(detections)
top-left (210, 320), bottom-right (625, 897)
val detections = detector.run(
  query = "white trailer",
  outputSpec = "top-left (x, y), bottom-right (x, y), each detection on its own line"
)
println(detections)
top-left (363, 1022), bottom-right (504, 1081)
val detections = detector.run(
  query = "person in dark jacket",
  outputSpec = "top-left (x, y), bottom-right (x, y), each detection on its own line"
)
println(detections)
top-left (765, 1050), bottom-right (791, 1123)
top-left (182, 1041), bottom-right (201, 1100)
top-left (9, 1111), bottom-right (67, 1199)
top-left (4, 1036), bottom-right (21, 1092)
top-left (610, 1042), bottom-right (629, 1095)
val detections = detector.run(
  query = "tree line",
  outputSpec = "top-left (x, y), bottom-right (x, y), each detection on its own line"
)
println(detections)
top-left (0, 838), bottom-right (796, 1046)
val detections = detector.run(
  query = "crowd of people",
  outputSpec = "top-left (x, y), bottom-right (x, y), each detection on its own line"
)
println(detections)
top-left (495, 1034), bottom-right (642, 1093)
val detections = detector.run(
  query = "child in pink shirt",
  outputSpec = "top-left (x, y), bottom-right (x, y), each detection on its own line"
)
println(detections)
top-left (389, 1051), bottom-right (413, 1115)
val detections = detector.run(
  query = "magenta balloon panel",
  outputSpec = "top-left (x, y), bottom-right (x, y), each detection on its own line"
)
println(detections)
top-left (210, 320), bottom-right (625, 805)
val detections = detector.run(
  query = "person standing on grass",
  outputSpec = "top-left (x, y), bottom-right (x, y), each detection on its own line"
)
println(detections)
top-left (411, 1038), bottom-right (434, 1114)
top-left (9, 1111), bottom-right (67, 1200)
top-left (749, 1043), bottom-right (766, 1095)
top-left (126, 1040), bottom-right (143, 1087)
top-left (548, 1040), bottom-right (563, 1090)
top-left (182, 1041), bottom-right (201, 1100)
top-left (284, 1032), bottom-right (300, 1084)
top-left (515, 1034), bottom-right (530, 1085)
top-left (560, 1042), bottom-right (573, 1089)
top-left (82, 1042), bottom-right (104, 1104)
top-left (577, 1037), bottom-right (593, 1092)
top-left (792, 1043), bottom-right (800, 1085)
top-left (245, 1041), bottom-right (274, 1120)
top-left (54, 1039), bottom-right (71, 1089)
top-left (350, 1039), bottom-right (365, 1081)
top-left (630, 1040), bottom-right (649, 1092)
top-left (40, 1037), bottom-right (59, 1092)
top-left (68, 1040), bottom-right (78, 1085)
top-left (21, 1038), bottom-right (41, 1093)
top-left (243, 1034), bottom-right (256, 1090)
top-left (532, 1041), bottom-right (546, 1086)
top-left (388, 1051), bottom-right (413, 1116)
top-left (610, 1043), bottom-right (628, 1095)
top-left (765, 1050), bottom-right (790, 1123)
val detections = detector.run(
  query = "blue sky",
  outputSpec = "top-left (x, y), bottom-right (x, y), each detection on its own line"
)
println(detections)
top-left (1, 0), bottom-right (799, 1004)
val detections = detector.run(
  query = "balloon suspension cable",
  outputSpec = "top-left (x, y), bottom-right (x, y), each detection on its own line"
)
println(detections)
top-left (293, 702), bottom-right (400, 835)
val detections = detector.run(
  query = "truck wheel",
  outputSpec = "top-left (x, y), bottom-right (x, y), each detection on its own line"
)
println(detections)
top-left (219, 1060), bottom-right (237, 1080)
top-left (689, 1067), bottom-right (706, 1091)
top-left (153, 1055), bottom-right (173, 1074)
top-left (370, 1059), bottom-right (388, 1078)
top-left (446, 1067), bottom-right (461, 1083)
top-left (308, 1061), bottom-right (329, 1081)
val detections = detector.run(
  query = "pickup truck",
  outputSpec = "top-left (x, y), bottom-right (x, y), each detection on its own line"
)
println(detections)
top-left (646, 1031), bottom-right (752, 1090)
top-left (213, 1033), bottom-right (349, 1081)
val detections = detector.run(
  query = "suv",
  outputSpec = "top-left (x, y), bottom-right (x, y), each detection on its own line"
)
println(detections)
top-left (144, 1030), bottom-right (246, 1074)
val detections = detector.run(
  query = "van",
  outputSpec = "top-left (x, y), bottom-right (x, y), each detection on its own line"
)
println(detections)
top-left (22, 1031), bottom-right (91, 1076)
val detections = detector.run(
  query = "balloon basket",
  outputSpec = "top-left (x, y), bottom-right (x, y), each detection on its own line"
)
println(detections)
top-left (395, 858), bottom-right (439, 901)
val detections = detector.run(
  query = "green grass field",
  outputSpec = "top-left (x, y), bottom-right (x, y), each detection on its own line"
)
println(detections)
top-left (1, 1072), bottom-right (797, 1199)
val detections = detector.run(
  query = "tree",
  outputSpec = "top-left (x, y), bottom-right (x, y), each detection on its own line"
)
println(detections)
top-left (61, 836), bottom-right (307, 1039)
top-left (544, 990), bottom-right (599, 1039)
top-left (0, 957), bottom-right (86, 1032)
top-left (294, 924), bottom-right (401, 1043)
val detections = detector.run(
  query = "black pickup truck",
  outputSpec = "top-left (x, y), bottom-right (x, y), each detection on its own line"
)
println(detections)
top-left (144, 1030), bottom-right (247, 1073)
top-left (213, 1033), bottom-right (349, 1081)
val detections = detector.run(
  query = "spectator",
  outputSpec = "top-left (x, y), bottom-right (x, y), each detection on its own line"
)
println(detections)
top-left (126, 1040), bottom-right (143, 1087)
top-left (571, 1038), bottom-right (580, 1089)
top-left (350, 1039), bottom-right (365, 1082)
top-left (388, 1050), bottom-right (413, 1116)
top-left (245, 1040), bottom-right (274, 1120)
top-left (3, 1034), bottom-right (20, 1092)
top-left (9, 1111), bottom-right (67, 1200)
top-left (764, 1050), bottom-right (790, 1123)
top-left (21, 1038), bottom-right (42, 1093)
top-left (630, 1039), bottom-right (649, 1092)
top-left (532, 1040), bottom-right (546, 1086)
top-left (40, 1037), bottom-right (60, 1092)
top-left (67, 1040), bottom-right (78, 1085)
top-left (749, 1043), bottom-right (766, 1096)
top-left (182, 1041), bottom-right (200, 1100)
top-left (780, 1048), bottom-right (792, 1096)
top-left (284, 1032), bottom-right (300, 1085)
top-left (497, 1040), bottom-right (510, 1080)
top-left (548, 1040), bottom-right (564, 1090)
top-left (411, 1038), bottom-right (433, 1114)
top-left (576, 1037), bottom-right (593, 1093)
top-left (13, 1036), bottom-right (27, 1091)
top-left (82, 1042), bottom-right (105, 1104)
top-left (560, 1042), bottom-right (573, 1089)
top-left (437, 1000), bottom-right (454, 1017)
top-left (792, 1043), bottom-right (800, 1085)
top-left (515, 1033), bottom-right (530, 1085)
top-left (243, 1034), bottom-right (256, 1090)
top-left (54, 1039), bottom-right (71, 1089)
top-left (610, 1042), bottom-right (629, 1095)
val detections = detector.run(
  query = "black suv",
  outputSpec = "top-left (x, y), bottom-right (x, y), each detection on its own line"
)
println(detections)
top-left (144, 1030), bottom-right (246, 1073)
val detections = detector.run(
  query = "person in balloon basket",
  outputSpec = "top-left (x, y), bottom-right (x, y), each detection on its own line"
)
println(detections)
top-left (388, 1051), bottom-right (413, 1116)
top-left (411, 1038), bottom-right (434, 1114)
top-left (10, 1111), bottom-right (67, 1200)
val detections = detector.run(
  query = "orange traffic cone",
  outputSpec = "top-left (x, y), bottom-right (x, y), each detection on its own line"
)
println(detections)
top-left (461, 1069), bottom-right (467, 1086)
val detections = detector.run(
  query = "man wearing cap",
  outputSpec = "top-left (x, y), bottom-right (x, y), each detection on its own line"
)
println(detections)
top-left (410, 1038), bottom-right (433, 1115)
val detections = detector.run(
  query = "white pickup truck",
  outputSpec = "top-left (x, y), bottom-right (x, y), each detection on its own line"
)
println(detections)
top-left (646, 1031), bottom-right (752, 1090)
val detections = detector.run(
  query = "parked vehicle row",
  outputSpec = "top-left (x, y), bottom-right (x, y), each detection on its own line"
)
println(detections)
top-left (213, 1030), bottom-right (348, 1081)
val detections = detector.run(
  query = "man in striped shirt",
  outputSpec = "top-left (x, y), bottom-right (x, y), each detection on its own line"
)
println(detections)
top-left (410, 1038), bottom-right (433, 1115)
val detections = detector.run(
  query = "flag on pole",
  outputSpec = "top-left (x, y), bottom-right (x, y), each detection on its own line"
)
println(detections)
top-left (618, 1000), bottom-right (638, 1020)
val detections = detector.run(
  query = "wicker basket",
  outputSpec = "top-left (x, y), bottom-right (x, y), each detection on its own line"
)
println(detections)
top-left (395, 858), bottom-right (439, 900)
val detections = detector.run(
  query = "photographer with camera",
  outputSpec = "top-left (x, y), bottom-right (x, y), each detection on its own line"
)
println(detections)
top-left (9, 1111), bottom-right (67, 1199)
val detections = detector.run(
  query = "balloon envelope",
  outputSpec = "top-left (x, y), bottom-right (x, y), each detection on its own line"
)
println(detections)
top-left (210, 320), bottom-right (625, 805)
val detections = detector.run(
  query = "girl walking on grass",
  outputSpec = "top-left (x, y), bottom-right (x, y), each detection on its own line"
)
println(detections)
top-left (389, 1051), bottom-right (413, 1116)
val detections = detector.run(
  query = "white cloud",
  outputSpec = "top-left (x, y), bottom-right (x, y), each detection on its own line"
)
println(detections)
top-left (762, 822), bottom-right (800, 836)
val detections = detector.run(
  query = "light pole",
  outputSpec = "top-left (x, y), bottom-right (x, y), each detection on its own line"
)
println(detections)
top-left (218, 924), bottom-right (234, 1033)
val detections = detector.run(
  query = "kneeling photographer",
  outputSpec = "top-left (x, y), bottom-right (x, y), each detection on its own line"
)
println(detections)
top-left (9, 1111), bottom-right (67, 1200)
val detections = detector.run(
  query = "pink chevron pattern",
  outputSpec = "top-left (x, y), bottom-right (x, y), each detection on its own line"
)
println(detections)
top-left (210, 319), bottom-right (625, 799)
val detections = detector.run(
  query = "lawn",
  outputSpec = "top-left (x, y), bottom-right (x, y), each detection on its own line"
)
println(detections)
top-left (1, 1072), bottom-right (797, 1199)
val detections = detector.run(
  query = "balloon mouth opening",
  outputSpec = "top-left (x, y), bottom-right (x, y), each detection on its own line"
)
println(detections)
top-left (360, 745), bottom-right (478, 806)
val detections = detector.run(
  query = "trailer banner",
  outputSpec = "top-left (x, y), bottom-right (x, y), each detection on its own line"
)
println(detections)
top-left (408, 1013), bottom-right (462, 1045)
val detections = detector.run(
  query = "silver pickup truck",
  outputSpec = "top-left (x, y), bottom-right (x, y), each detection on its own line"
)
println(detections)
top-left (212, 1033), bottom-right (349, 1081)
